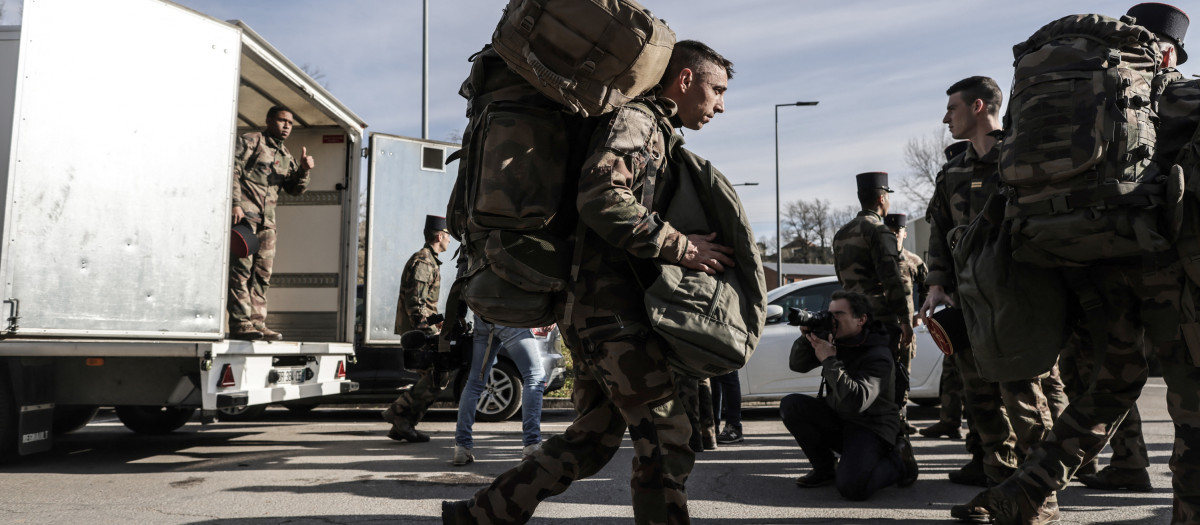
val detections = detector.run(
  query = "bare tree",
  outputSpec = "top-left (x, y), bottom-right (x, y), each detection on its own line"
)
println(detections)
top-left (300, 63), bottom-right (330, 90)
top-left (781, 198), bottom-right (850, 263)
top-left (898, 128), bottom-right (953, 216)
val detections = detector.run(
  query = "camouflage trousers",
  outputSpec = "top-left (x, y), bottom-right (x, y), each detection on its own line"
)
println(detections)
top-left (1059, 336), bottom-right (1149, 470)
top-left (955, 341), bottom-right (1054, 482)
top-left (467, 333), bottom-right (694, 525)
top-left (674, 373), bottom-right (715, 450)
top-left (387, 368), bottom-right (452, 427)
top-left (1008, 263), bottom-right (1200, 524)
top-left (228, 226), bottom-right (276, 331)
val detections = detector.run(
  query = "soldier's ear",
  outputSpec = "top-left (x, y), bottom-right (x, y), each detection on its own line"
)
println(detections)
top-left (971, 99), bottom-right (986, 116)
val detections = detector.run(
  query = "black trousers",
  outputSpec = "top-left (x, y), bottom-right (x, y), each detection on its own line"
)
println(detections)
top-left (780, 393), bottom-right (902, 501)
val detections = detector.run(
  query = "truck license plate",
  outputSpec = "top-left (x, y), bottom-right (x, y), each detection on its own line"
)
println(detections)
top-left (274, 368), bottom-right (306, 384)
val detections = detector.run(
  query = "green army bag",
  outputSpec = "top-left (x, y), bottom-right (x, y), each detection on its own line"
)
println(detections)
top-left (491, 0), bottom-right (675, 117)
top-left (1000, 13), bottom-right (1172, 267)
top-left (639, 145), bottom-right (768, 379)
top-left (952, 192), bottom-right (1070, 382)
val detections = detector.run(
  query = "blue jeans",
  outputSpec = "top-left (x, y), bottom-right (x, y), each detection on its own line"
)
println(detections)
top-left (455, 314), bottom-right (547, 448)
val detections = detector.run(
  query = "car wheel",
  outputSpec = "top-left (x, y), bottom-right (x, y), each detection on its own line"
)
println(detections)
top-left (474, 361), bottom-right (523, 423)
top-left (216, 404), bottom-right (268, 421)
top-left (115, 406), bottom-right (196, 434)
top-left (912, 398), bottom-right (941, 408)
top-left (52, 405), bottom-right (100, 435)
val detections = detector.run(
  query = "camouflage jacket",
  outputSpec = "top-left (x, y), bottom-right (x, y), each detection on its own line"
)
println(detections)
top-left (396, 244), bottom-right (441, 335)
top-left (925, 131), bottom-right (1003, 292)
top-left (899, 248), bottom-right (928, 316)
top-left (1155, 72), bottom-right (1200, 164)
top-left (231, 131), bottom-right (310, 230)
top-left (832, 210), bottom-right (911, 324)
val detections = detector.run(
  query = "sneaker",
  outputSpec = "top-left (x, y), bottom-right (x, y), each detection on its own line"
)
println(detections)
top-left (522, 442), bottom-right (541, 460)
top-left (948, 457), bottom-right (990, 487)
top-left (1078, 465), bottom-right (1152, 492)
top-left (452, 445), bottom-right (474, 466)
top-left (919, 420), bottom-right (963, 439)
top-left (441, 500), bottom-right (473, 525)
top-left (795, 466), bottom-right (836, 488)
top-left (950, 481), bottom-right (1060, 525)
top-left (716, 426), bottom-right (744, 444)
top-left (896, 435), bottom-right (919, 487)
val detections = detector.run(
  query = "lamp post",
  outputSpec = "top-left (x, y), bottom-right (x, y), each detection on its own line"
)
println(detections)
top-left (732, 182), bottom-right (759, 187)
top-left (775, 101), bottom-right (819, 288)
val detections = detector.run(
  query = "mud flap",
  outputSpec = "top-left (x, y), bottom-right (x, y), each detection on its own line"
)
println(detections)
top-left (8, 361), bottom-right (54, 456)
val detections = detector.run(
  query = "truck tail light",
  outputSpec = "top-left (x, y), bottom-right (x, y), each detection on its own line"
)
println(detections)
top-left (218, 364), bottom-right (236, 387)
top-left (335, 360), bottom-right (346, 379)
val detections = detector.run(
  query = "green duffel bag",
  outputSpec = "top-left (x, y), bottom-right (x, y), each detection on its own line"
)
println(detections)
top-left (952, 192), bottom-right (1070, 382)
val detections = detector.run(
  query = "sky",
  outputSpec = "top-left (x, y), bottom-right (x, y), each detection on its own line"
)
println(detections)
top-left (49, 0), bottom-right (1199, 242)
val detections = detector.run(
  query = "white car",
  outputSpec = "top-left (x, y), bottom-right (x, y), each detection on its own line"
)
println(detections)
top-left (738, 276), bottom-right (943, 406)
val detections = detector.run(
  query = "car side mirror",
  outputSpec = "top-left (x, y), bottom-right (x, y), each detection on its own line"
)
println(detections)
top-left (766, 304), bottom-right (784, 324)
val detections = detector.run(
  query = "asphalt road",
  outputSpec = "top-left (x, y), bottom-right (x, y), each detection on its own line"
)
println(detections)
top-left (0, 378), bottom-right (1179, 524)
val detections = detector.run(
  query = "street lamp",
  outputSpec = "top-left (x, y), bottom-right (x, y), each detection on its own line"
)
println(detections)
top-left (732, 182), bottom-right (759, 187)
top-left (775, 101), bottom-right (819, 288)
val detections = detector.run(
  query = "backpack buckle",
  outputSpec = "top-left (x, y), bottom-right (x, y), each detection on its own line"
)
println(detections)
top-left (1049, 194), bottom-right (1072, 214)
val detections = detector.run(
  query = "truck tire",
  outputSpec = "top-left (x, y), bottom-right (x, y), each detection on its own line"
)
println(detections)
top-left (216, 404), bottom-right (267, 421)
top-left (474, 361), bottom-right (523, 423)
top-left (115, 406), bottom-right (195, 434)
top-left (52, 405), bottom-right (100, 435)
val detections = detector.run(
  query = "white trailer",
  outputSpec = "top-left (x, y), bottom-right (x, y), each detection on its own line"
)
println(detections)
top-left (0, 0), bottom-right (368, 458)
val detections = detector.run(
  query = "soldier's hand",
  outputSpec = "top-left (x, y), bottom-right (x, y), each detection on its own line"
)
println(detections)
top-left (900, 323), bottom-right (914, 347)
top-left (680, 233), bottom-right (735, 275)
top-left (918, 284), bottom-right (955, 320)
top-left (299, 146), bottom-right (315, 172)
top-left (232, 206), bottom-right (245, 225)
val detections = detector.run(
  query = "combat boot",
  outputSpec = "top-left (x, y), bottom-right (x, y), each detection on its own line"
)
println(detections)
top-left (1078, 465), bottom-right (1152, 492)
top-left (229, 323), bottom-right (263, 341)
top-left (950, 480), bottom-right (1060, 524)
top-left (702, 427), bottom-right (718, 450)
top-left (441, 500), bottom-right (474, 524)
top-left (1075, 458), bottom-right (1099, 477)
top-left (382, 407), bottom-right (429, 443)
top-left (919, 420), bottom-right (963, 439)
top-left (948, 456), bottom-right (989, 487)
top-left (253, 323), bottom-right (283, 341)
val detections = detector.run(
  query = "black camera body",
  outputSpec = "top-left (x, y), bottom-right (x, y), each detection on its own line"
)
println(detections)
top-left (400, 314), bottom-right (471, 372)
top-left (788, 307), bottom-right (835, 340)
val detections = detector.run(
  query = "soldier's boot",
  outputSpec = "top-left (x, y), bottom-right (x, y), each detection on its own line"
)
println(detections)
top-left (919, 420), bottom-right (963, 439)
top-left (950, 480), bottom-right (1060, 524)
top-left (253, 323), bottom-right (283, 341)
top-left (441, 500), bottom-right (474, 524)
top-left (948, 456), bottom-right (990, 487)
top-left (897, 434), bottom-right (919, 487)
top-left (229, 323), bottom-right (263, 341)
top-left (702, 426), bottom-right (718, 451)
top-left (1075, 458), bottom-right (1099, 478)
top-left (382, 406), bottom-right (429, 443)
top-left (1078, 465), bottom-right (1152, 492)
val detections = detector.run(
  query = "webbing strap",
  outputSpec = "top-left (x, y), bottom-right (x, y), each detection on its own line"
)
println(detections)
top-left (1064, 271), bottom-right (1110, 394)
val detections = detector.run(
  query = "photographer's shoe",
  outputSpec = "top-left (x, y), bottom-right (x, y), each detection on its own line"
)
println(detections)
top-left (1078, 465), bottom-right (1152, 492)
top-left (716, 426), bottom-right (744, 444)
top-left (441, 500), bottom-right (474, 524)
top-left (897, 435), bottom-right (919, 487)
top-left (795, 466), bottom-right (836, 488)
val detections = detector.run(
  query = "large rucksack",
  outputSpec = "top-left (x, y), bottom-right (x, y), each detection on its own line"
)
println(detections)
top-left (491, 0), bottom-right (675, 117)
top-left (445, 46), bottom-right (598, 328)
top-left (1000, 13), bottom-right (1173, 267)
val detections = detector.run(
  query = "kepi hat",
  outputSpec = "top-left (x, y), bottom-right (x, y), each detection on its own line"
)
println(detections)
top-left (424, 214), bottom-right (448, 232)
top-left (855, 172), bottom-right (893, 193)
top-left (231, 223), bottom-right (260, 258)
top-left (1128, 2), bottom-right (1190, 64)
top-left (885, 213), bottom-right (908, 230)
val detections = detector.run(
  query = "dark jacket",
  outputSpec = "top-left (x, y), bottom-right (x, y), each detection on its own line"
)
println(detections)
top-left (790, 324), bottom-right (901, 444)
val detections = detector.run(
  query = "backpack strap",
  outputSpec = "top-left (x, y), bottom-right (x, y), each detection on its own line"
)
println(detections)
top-left (1063, 271), bottom-right (1110, 393)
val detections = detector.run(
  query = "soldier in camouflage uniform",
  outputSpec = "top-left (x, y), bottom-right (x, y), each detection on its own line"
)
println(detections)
top-left (884, 213), bottom-right (925, 433)
top-left (229, 106), bottom-right (314, 341)
top-left (382, 215), bottom-right (451, 443)
top-left (442, 40), bottom-right (738, 525)
top-left (917, 77), bottom-right (1055, 498)
top-left (953, 6), bottom-right (1200, 522)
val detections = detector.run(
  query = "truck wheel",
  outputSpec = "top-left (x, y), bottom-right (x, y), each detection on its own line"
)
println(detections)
top-left (115, 406), bottom-right (196, 434)
top-left (52, 405), bottom-right (100, 435)
top-left (216, 404), bottom-right (267, 421)
top-left (474, 361), bottom-right (523, 423)
top-left (0, 380), bottom-right (15, 461)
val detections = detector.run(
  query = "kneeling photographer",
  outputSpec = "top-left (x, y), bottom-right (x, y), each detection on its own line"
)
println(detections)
top-left (779, 290), bottom-right (917, 501)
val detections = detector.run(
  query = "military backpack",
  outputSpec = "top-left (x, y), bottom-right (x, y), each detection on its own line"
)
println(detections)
top-left (1000, 13), bottom-right (1174, 267)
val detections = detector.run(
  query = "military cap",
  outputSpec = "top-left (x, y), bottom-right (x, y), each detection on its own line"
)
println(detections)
top-left (855, 172), bottom-right (894, 193)
top-left (885, 213), bottom-right (908, 230)
top-left (1128, 2), bottom-right (1190, 64)
top-left (424, 214), bottom-right (448, 232)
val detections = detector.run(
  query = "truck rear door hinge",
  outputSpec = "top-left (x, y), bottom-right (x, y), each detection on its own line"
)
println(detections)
top-left (361, 147), bottom-right (369, 158)
top-left (3, 298), bottom-right (18, 333)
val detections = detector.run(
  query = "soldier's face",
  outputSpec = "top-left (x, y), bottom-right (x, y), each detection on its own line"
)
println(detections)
top-left (435, 231), bottom-right (451, 252)
top-left (943, 92), bottom-right (974, 140)
top-left (266, 110), bottom-right (295, 141)
top-left (672, 63), bottom-right (727, 131)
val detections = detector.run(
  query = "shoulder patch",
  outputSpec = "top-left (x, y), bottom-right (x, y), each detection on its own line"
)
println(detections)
top-left (603, 103), bottom-right (658, 155)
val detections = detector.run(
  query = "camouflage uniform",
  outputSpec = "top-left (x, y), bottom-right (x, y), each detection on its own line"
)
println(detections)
top-left (1059, 335), bottom-right (1148, 472)
top-left (832, 210), bottom-right (912, 340)
top-left (385, 244), bottom-right (449, 429)
top-left (896, 248), bottom-right (926, 370)
top-left (467, 98), bottom-right (694, 525)
top-left (925, 135), bottom-right (1053, 482)
top-left (228, 131), bottom-right (309, 333)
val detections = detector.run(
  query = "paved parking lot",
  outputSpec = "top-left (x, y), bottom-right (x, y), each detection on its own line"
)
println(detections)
top-left (0, 379), bottom-right (1179, 524)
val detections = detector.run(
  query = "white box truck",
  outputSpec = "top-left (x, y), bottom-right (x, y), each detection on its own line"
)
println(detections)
top-left (0, 0), bottom-right (373, 459)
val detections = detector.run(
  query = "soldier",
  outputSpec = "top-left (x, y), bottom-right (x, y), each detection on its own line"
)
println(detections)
top-left (951, 5), bottom-right (1200, 522)
top-left (441, 39), bottom-right (738, 525)
top-left (884, 212), bottom-right (925, 434)
top-left (917, 76), bottom-right (1055, 499)
top-left (229, 105), bottom-right (315, 341)
top-left (381, 214), bottom-right (451, 443)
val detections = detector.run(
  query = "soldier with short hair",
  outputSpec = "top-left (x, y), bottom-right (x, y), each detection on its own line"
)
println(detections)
top-left (382, 214), bottom-right (451, 443)
top-left (229, 105), bottom-right (315, 341)
top-left (884, 212), bottom-right (925, 434)
top-left (442, 39), bottom-right (738, 525)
